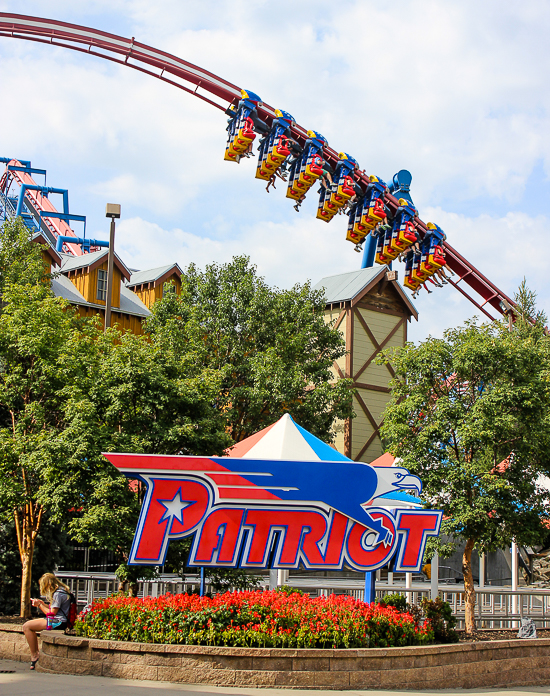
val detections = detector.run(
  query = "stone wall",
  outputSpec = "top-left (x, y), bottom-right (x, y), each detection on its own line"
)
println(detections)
top-left (0, 623), bottom-right (40, 663)
top-left (3, 623), bottom-right (550, 689)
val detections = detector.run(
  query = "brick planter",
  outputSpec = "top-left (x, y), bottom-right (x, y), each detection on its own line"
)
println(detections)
top-left (0, 623), bottom-right (41, 663)
top-left (3, 623), bottom-right (550, 689)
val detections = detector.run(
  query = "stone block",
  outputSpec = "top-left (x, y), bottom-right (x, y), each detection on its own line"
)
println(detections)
top-left (107, 639), bottom-right (140, 652)
top-left (143, 651), bottom-right (182, 667)
top-left (140, 642), bottom-right (187, 654)
top-left (293, 656), bottom-right (330, 671)
top-left (349, 670), bottom-right (382, 688)
top-left (112, 650), bottom-right (147, 665)
top-left (234, 669), bottom-right (278, 687)
top-left (181, 655), bottom-right (213, 669)
top-left (101, 662), bottom-right (158, 681)
top-left (90, 648), bottom-right (113, 661)
top-left (0, 641), bottom-right (15, 658)
top-left (43, 642), bottom-right (68, 658)
top-left (43, 654), bottom-right (102, 676)
top-left (251, 656), bottom-right (293, 671)
top-left (380, 665), bottom-right (446, 686)
top-left (296, 648), bottom-right (335, 658)
top-left (357, 655), bottom-right (388, 671)
top-left (314, 670), bottom-right (350, 687)
top-left (210, 655), bottom-right (253, 670)
top-left (275, 670), bottom-right (316, 688)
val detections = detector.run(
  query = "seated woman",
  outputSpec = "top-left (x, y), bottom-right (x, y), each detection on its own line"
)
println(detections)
top-left (23, 573), bottom-right (72, 670)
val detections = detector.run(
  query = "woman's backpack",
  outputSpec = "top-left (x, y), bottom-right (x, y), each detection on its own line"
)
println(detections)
top-left (58, 589), bottom-right (78, 629)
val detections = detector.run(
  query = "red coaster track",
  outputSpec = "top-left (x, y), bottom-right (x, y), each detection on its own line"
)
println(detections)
top-left (0, 12), bottom-right (515, 320)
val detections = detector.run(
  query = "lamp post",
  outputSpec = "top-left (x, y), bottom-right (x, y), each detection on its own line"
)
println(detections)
top-left (104, 203), bottom-right (121, 331)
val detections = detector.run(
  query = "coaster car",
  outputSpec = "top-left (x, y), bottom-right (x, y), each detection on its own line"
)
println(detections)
top-left (419, 223), bottom-right (447, 275)
top-left (386, 198), bottom-right (418, 253)
top-left (225, 89), bottom-right (266, 162)
top-left (346, 197), bottom-right (369, 242)
top-left (256, 109), bottom-right (294, 181)
top-left (374, 225), bottom-right (397, 265)
top-left (287, 130), bottom-right (327, 201)
top-left (318, 153), bottom-right (358, 223)
top-left (358, 176), bottom-right (388, 231)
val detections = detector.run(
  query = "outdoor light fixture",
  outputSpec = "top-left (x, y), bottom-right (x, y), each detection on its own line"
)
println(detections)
top-left (104, 203), bottom-right (121, 331)
top-left (499, 299), bottom-right (513, 314)
top-left (105, 203), bottom-right (121, 219)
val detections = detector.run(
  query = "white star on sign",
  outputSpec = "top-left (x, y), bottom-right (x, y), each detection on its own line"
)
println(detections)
top-left (158, 491), bottom-right (193, 524)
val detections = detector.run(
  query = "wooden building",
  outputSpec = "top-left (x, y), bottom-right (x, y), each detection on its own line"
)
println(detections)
top-left (34, 231), bottom-right (61, 273)
top-left (313, 267), bottom-right (417, 463)
top-left (50, 249), bottom-right (151, 334)
top-left (126, 263), bottom-right (182, 309)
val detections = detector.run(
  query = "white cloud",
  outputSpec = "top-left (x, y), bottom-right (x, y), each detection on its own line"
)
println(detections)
top-left (1, 0), bottom-right (549, 340)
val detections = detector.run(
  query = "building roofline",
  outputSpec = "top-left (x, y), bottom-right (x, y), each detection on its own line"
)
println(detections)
top-left (127, 263), bottom-right (182, 289)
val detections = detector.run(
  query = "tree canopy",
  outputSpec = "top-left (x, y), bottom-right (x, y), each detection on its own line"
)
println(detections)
top-left (0, 219), bottom-right (231, 613)
top-left (379, 291), bottom-right (550, 633)
top-left (145, 256), bottom-right (354, 443)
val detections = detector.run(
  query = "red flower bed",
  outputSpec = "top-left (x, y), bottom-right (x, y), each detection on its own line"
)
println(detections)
top-left (75, 590), bottom-right (433, 649)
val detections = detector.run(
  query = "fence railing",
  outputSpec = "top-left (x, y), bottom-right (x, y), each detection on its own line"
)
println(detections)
top-left (56, 572), bottom-right (550, 629)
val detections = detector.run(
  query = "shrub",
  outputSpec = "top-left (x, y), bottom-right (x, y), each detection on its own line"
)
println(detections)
top-left (75, 590), bottom-right (433, 649)
top-left (421, 597), bottom-right (459, 643)
top-left (380, 593), bottom-right (408, 612)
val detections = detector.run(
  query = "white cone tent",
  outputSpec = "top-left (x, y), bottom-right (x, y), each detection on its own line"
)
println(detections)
top-left (227, 413), bottom-right (352, 462)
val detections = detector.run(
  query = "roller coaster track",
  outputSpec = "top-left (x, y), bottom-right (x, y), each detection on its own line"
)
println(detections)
top-left (0, 12), bottom-right (515, 320)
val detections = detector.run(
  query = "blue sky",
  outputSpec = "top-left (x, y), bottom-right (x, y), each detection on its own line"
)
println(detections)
top-left (1, 0), bottom-right (549, 341)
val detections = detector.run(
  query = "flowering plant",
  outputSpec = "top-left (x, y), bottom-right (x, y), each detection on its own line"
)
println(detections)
top-left (75, 590), bottom-right (433, 649)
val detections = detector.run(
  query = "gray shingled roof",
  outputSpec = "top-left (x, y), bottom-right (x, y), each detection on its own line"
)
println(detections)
top-left (127, 263), bottom-right (181, 288)
top-left (51, 273), bottom-right (151, 318)
top-left (59, 250), bottom-right (131, 279)
top-left (312, 267), bottom-right (385, 303)
top-left (59, 249), bottom-right (106, 272)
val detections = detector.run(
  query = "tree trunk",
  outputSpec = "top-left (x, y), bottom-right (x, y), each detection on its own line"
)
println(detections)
top-left (462, 537), bottom-right (476, 636)
top-left (14, 503), bottom-right (43, 618)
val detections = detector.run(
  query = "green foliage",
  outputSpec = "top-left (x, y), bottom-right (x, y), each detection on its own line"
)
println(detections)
top-left (380, 593), bottom-right (408, 612)
top-left (513, 279), bottom-right (548, 340)
top-left (145, 256), bottom-right (354, 443)
top-left (274, 585), bottom-right (305, 596)
top-left (0, 516), bottom-right (72, 615)
top-left (379, 317), bottom-right (550, 555)
top-left (421, 597), bottom-right (458, 643)
top-left (206, 568), bottom-right (261, 593)
top-left (0, 217), bottom-right (50, 295)
top-left (0, 220), bottom-right (233, 611)
top-left (379, 298), bottom-right (550, 632)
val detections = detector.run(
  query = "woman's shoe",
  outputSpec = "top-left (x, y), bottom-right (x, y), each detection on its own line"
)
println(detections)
top-left (30, 657), bottom-right (39, 670)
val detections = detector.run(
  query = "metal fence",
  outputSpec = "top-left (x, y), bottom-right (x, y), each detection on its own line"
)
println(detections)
top-left (57, 572), bottom-right (550, 629)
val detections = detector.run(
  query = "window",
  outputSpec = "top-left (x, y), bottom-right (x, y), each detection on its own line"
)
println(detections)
top-left (163, 281), bottom-right (176, 296)
top-left (97, 269), bottom-right (107, 301)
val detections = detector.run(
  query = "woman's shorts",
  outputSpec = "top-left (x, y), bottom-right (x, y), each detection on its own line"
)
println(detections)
top-left (50, 621), bottom-right (67, 631)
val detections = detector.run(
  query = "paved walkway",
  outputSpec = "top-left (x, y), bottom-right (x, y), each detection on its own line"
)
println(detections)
top-left (2, 658), bottom-right (550, 696)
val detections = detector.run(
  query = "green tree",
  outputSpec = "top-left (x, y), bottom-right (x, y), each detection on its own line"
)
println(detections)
top-left (145, 256), bottom-right (354, 442)
top-left (0, 219), bottom-right (232, 614)
top-left (66, 329), bottom-right (233, 575)
top-left (379, 303), bottom-right (550, 635)
top-left (0, 516), bottom-right (72, 615)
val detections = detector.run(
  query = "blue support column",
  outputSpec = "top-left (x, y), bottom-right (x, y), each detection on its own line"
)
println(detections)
top-left (200, 567), bottom-right (205, 596)
top-left (361, 234), bottom-right (377, 268)
top-left (364, 571), bottom-right (375, 604)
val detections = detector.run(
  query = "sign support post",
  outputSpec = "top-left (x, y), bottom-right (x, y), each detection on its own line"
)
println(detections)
top-left (364, 571), bottom-right (375, 604)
